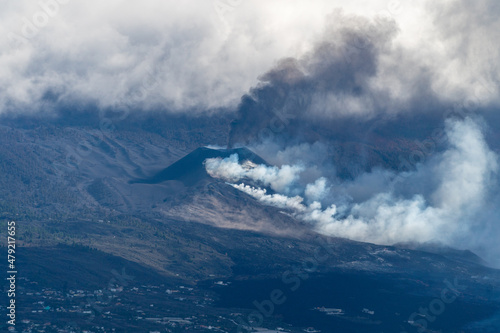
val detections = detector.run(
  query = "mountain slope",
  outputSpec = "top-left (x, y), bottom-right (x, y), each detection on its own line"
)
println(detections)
top-left (0, 117), bottom-right (499, 332)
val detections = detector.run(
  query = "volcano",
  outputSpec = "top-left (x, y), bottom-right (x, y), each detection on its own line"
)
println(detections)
top-left (132, 146), bottom-right (268, 186)
top-left (127, 146), bottom-right (308, 235)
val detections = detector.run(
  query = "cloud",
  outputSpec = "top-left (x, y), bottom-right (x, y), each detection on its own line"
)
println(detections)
top-left (428, 0), bottom-right (500, 105)
top-left (1, 1), bottom-right (264, 113)
top-left (204, 153), bottom-right (303, 193)
top-left (305, 177), bottom-right (328, 203)
top-left (431, 118), bottom-right (498, 211)
top-left (0, 0), bottom-right (401, 114)
top-left (207, 117), bottom-right (500, 265)
top-left (227, 1), bottom-right (500, 149)
top-left (231, 183), bottom-right (307, 212)
top-left (1, 0), bottom-right (499, 117)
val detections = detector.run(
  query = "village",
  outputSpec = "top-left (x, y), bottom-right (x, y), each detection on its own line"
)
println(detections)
top-left (1, 276), bottom-right (306, 333)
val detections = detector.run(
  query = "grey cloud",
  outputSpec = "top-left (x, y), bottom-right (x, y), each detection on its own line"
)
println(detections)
top-left (2, 1), bottom-right (499, 120)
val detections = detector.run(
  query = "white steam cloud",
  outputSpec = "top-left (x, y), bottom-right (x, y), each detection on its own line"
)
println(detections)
top-left (204, 153), bottom-right (303, 193)
top-left (205, 117), bottom-right (499, 263)
top-left (231, 184), bottom-right (307, 212)
top-left (305, 177), bottom-right (328, 202)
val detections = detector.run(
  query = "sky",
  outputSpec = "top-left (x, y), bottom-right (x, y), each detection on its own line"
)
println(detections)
top-left (1, 0), bottom-right (499, 115)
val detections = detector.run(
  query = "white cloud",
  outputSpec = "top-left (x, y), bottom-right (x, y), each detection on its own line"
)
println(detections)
top-left (231, 183), bottom-right (307, 212)
top-left (432, 118), bottom-right (498, 211)
top-left (210, 118), bottom-right (500, 262)
top-left (204, 153), bottom-right (303, 193)
top-left (305, 177), bottom-right (328, 202)
top-left (1, 0), bottom-right (499, 114)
